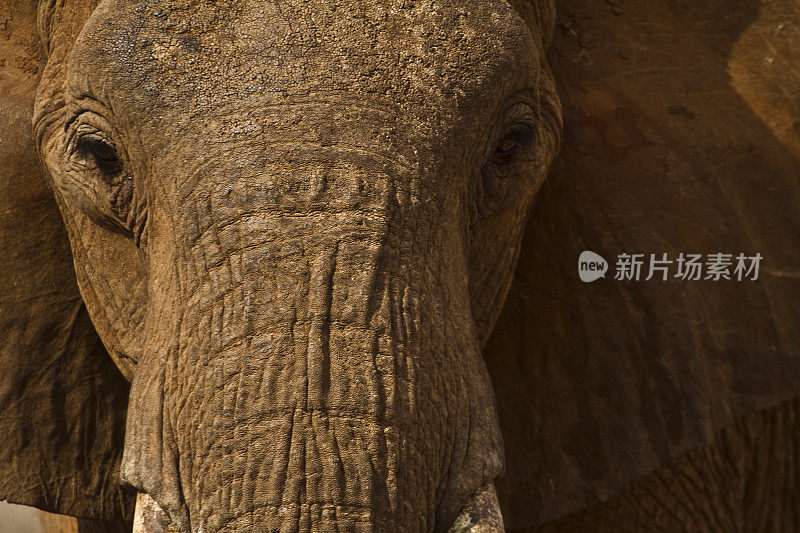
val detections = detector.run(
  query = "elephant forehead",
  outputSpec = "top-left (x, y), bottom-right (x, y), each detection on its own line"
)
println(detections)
top-left (70, 0), bottom-right (536, 119)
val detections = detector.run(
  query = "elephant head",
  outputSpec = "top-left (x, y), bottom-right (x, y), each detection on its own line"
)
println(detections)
top-left (19, 0), bottom-right (560, 530)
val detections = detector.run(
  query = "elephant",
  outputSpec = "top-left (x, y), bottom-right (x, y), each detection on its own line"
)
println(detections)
top-left (1, 0), bottom-right (799, 532)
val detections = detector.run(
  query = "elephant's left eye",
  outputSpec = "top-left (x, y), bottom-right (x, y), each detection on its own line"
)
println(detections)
top-left (492, 126), bottom-right (534, 165)
top-left (496, 136), bottom-right (517, 156)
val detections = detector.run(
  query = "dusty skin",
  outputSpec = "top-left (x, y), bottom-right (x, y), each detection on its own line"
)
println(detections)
top-left (1, 0), bottom-right (799, 532)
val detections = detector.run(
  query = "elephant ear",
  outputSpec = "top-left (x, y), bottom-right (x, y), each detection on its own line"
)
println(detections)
top-left (0, 0), bottom-right (133, 522)
top-left (488, 0), bottom-right (800, 528)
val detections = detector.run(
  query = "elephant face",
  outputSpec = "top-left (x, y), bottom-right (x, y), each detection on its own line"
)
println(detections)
top-left (33, 0), bottom-right (560, 530)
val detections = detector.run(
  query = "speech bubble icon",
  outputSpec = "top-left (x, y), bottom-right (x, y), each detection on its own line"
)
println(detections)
top-left (579, 251), bottom-right (608, 282)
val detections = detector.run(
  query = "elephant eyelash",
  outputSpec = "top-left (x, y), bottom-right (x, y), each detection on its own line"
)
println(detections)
top-left (73, 134), bottom-right (125, 178)
top-left (66, 124), bottom-right (145, 244)
top-left (492, 124), bottom-right (536, 165)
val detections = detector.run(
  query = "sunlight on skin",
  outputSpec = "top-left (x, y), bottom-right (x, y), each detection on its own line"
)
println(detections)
top-left (728, 0), bottom-right (800, 159)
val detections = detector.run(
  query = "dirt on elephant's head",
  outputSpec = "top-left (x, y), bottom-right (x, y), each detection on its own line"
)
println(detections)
top-left (29, 0), bottom-right (560, 530)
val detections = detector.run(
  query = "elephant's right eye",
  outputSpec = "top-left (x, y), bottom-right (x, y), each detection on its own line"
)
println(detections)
top-left (64, 121), bottom-right (141, 240)
top-left (74, 134), bottom-right (124, 178)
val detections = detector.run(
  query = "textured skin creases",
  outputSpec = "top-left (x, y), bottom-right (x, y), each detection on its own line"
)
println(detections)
top-left (530, 397), bottom-right (800, 532)
top-left (121, 178), bottom-right (502, 531)
top-left (170, 268), bottom-right (462, 532)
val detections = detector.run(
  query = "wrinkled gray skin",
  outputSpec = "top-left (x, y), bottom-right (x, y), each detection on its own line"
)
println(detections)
top-left (34, 0), bottom-right (560, 530)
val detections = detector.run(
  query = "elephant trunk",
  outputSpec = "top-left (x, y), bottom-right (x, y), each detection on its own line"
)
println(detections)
top-left (120, 214), bottom-right (503, 531)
